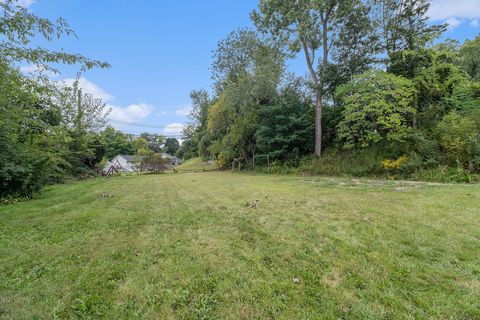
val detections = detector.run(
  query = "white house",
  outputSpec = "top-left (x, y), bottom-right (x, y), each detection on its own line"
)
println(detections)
top-left (102, 153), bottom-right (182, 175)
top-left (103, 155), bottom-right (142, 174)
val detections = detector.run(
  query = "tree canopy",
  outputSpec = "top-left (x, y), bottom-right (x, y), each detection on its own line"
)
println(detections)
top-left (179, 0), bottom-right (480, 182)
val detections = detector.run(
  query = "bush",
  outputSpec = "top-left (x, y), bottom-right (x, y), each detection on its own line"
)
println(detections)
top-left (216, 153), bottom-right (229, 169)
top-left (409, 164), bottom-right (480, 183)
top-left (382, 155), bottom-right (409, 171)
top-left (435, 112), bottom-right (480, 168)
top-left (336, 70), bottom-right (416, 149)
top-left (411, 132), bottom-right (441, 167)
top-left (302, 148), bottom-right (385, 177)
top-left (140, 153), bottom-right (169, 174)
top-left (263, 161), bottom-right (299, 174)
top-left (0, 194), bottom-right (31, 206)
top-left (382, 155), bottom-right (409, 179)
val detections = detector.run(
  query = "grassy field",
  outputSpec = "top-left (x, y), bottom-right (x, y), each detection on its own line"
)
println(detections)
top-left (0, 172), bottom-right (479, 319)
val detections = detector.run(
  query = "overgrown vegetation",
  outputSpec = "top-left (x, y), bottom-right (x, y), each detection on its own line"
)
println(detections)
top-left (178, 0), bottom-right (480, 183)
top-left (0, 1), bottom-right (109, 198)
top-left (0, 1), bottom-right (180, 199)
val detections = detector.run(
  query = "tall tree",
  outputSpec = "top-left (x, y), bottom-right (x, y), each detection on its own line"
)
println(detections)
top-left (140, 133), bottom-right (165, 152)
top-left (59, 78), bottom-right (110, 133)
top-left (189, 90), bottom-right (210, 124)
top-left (163, 138), bottom-right (180, 155)
top-left (58, 78), bottom-right (110, 175)
top-left (459, 35), bottom-right (480, 81)
top-left (100, 127), bottom-right (135, 159)
top-left (256, 86), bottom-right (314, 160)
top-left (252, 0), bottom-right (369, 157)
top-left (0, 62), bottom-right (65, 196)
top-left (211, 28), bottom-right (284, 104)
top-left (132, 137), bottom-right (149, 153)
top-left (375, 0), bottom-right (446, 62)
top-left (178, 90), bottom-right (211, 159)
top-left (324, 2), bottom-right (381, 100)
top-left (203, 28), bottom-right (285, 164)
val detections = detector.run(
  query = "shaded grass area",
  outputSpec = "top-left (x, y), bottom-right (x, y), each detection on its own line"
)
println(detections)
top-left (0, 173), bottom-right (479, 319)
top-left (176, 157), bottom-right (216, 173)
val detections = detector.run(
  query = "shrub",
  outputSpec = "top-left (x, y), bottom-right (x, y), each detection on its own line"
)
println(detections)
top-left (411, 132), bottom-right (441, 167)
top-left (382, 155), bottom-right (409, 179)
top-left (382, 155), bottom-right (409, 171)
top-left (302, 148), bottom-right (385, 177)
top-left (409, 164), bottom-right (480, 183)
top-left (435, 112), bottom-right (480, 169)
top-left (216, 153), bottom-right (228, 169)
top-left (140, 153), bottom-right (169, 174)
top-left (267, 161), bottom-right (299, 174)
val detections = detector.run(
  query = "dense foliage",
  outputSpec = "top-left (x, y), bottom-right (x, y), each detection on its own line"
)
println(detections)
top-left (0, 1), bottom-right (113, 198)
top-left (335, 71), bottom-right (416, 149)
top-left (179, 0), bottom-right (480, 182)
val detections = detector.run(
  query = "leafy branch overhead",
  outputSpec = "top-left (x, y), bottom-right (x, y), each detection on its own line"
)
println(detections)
top-left (0, 1), bottom-right (110, 71)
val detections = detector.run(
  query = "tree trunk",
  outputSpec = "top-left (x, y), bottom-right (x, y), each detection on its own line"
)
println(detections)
top-left (300, 39), bottom-right (323, 158)
top-left (315, 91), bottom-right (322, 157)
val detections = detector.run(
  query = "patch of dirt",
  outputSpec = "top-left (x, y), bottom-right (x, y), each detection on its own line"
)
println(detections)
top-left (324, 271), bottom-right (342, 288)
top-left (458, 279), bottom-right (480, 290)
top-left (245, 200), bottom-right (259, 208)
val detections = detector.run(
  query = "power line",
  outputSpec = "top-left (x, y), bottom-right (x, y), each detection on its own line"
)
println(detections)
top-left (123, 133), bottom-right (183, 138)
top-left (118, 131), bottom-right (183, 138)
top-left (107, 120), bottom-right (185, 138)
top-left (108, 120), bottom-right (184, 130)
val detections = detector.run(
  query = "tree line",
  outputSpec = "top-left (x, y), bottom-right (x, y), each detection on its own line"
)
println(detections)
top-left (3, 0), bottom-right (480, 199)
top-left (178, 0), bottom-right (480, 182)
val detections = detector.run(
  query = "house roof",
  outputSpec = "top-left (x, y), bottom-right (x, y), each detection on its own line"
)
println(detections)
top-left (115, 154), bottom-right (181, 162)
top-left (118, 155), bottom-right (143, 161)
top-left (162, 153), bottom-right (181, 161)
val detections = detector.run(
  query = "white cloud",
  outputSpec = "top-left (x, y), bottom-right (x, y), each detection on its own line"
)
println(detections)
top-left (109, 103), bottom-right (153, 124)
top-left (163, 123), bottom-right (184, 136)
top-left (446, 17), bottom-right (462, 30)
top-left (5, 0), bottom-right (35, 7)
top-left (20, 64), bottom-right (58, 78)
top-left (174, 105), bottom-right (192, 117)
top-left (429, 0), bottom-right (480, 29)
top-left (471, 19), bottom-right (479, 28)
top-left (156, 110), bottom-right (168, 117)
top-left (62, 77), bottom-right (115, 103)
top-left (18, 0), bottom-right (34, 7)
top-left (56, 76), bottom-right (157, 131)
top-left (20, 65), bottom-right (41, 73)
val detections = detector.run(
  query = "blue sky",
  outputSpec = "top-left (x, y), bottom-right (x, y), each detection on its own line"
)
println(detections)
top-left (18, 0), bottom-right (480, 137)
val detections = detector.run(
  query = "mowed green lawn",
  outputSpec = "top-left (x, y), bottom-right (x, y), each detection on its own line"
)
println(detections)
top-left (0, 173), bottom-right (479, 319)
